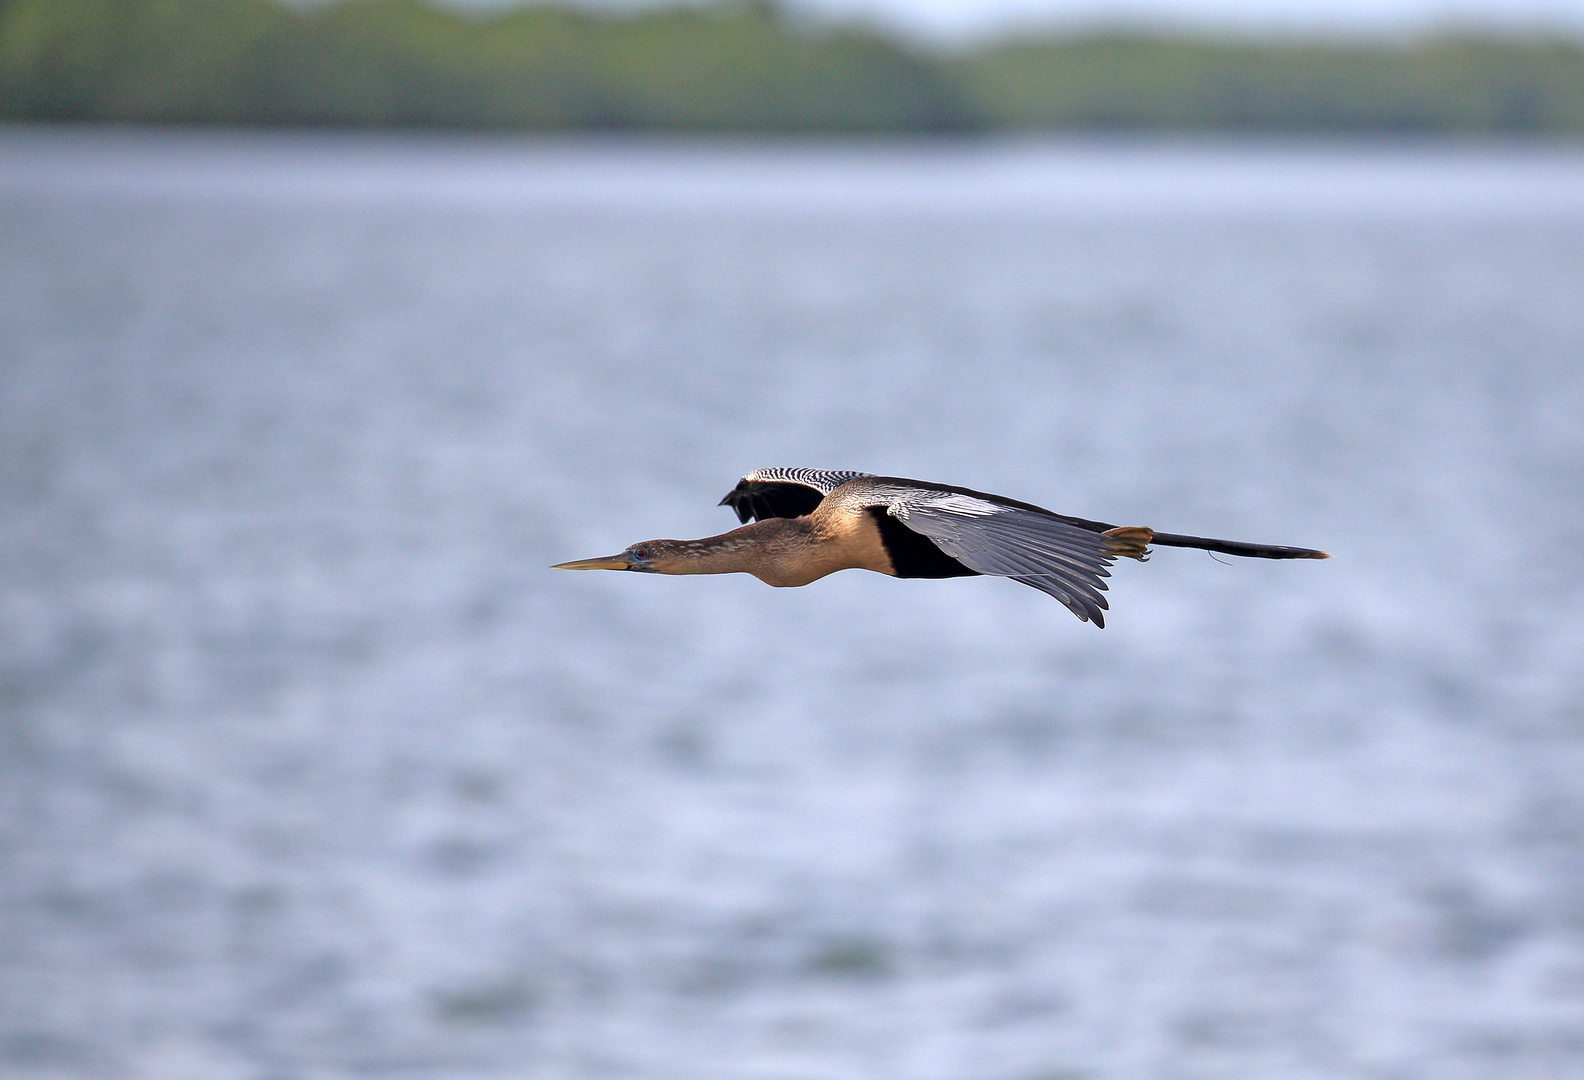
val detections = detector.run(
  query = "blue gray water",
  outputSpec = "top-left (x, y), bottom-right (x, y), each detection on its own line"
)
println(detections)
top-left (3, 129), bottom-right (1584, 1079)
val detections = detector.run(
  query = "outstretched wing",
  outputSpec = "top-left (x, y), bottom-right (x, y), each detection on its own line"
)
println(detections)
top-left (719, 467), bottom-right (872, 523)
top-left (840, 478), bottom-right (1133, 626)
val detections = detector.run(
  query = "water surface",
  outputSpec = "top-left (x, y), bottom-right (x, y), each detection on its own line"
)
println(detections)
top-left (3, 129), bottom-right (1584, 1079)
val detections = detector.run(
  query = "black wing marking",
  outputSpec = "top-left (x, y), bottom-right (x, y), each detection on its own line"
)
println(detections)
top-left (718, 468), bottom-right (872, 523)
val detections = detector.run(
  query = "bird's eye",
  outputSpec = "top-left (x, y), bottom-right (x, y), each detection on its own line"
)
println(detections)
top-left (633, 548), bottom-right (649, 560)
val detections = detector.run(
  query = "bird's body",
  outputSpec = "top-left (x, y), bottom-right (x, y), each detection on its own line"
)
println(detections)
top-left (554, 469), bottom-right (1328, 627)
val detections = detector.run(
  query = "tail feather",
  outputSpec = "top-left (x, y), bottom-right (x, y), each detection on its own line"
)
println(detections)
top-left (1150, 531), bottom-right (1330, 560)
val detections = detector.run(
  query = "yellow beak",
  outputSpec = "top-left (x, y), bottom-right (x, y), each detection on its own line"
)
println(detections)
top-left (551, 554), bottom-right (631, 571)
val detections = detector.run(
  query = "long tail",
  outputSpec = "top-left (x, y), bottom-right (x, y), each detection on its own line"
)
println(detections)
top-left (1150, 531), bottom-right (1330, 560)
top-left (1097, 525), bottom-right (1328, 560)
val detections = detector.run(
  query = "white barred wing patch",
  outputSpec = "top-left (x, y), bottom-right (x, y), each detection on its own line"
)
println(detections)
top-left (720, 468), bottom-right (874, 523)
top-left (740, 467), bottom-right (872, 494)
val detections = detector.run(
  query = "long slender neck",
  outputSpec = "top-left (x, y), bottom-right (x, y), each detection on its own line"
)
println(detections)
top-left (657, 517), bottom-right (830, 587)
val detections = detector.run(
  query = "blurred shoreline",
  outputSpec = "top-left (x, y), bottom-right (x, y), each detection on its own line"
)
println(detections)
top-left (7, 125), bottom-right (1583, 216)
top-left (2, 0), bottom-right (1583, 134)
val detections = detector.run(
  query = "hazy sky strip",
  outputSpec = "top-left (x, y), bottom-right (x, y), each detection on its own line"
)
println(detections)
top-left (437, 0), bottom-right (1584, 42)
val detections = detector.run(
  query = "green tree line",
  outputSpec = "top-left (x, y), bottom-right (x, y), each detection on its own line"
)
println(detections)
top-left (3, 0), bottom-right (1583, 132)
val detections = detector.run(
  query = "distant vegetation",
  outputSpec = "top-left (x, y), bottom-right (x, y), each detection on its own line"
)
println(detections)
top-left (3, 0), bottom-right (1583, 132)
top-left (957, 34), bottom-right (1584, 132)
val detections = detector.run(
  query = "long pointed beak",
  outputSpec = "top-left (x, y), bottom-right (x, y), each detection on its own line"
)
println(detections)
top-left (551, 553), bottom-right (631, 571)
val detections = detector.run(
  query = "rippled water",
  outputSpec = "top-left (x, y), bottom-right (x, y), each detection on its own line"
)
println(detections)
top-left (3, 128), bottom-right (1584, 1079)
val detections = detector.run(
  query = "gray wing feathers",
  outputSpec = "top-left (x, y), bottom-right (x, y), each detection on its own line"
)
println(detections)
top-left (1009, 575), bottom-right (1109, 626)
top-left (878, 488), bottom-right (1117, 625)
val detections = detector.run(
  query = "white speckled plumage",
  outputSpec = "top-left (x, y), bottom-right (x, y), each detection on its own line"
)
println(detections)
top-left (739, 467), bottom-right (871, 493)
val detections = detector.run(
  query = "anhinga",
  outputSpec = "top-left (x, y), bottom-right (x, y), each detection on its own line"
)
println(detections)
top-left (553, 468), bottom-right (1328, 627)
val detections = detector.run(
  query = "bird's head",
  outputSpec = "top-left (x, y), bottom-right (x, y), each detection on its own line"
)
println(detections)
top-left (552, 540), bottom-right (680, 574)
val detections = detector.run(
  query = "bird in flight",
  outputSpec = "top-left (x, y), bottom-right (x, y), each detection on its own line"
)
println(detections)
top-left (553, 468), bottom-right (1328, 626)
